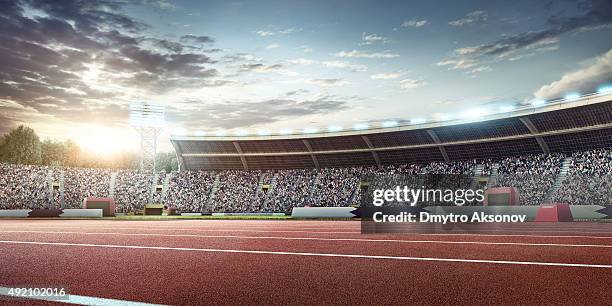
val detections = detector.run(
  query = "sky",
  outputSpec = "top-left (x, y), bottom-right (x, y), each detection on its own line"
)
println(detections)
top-left (1, 0), bottom-right (611, 153)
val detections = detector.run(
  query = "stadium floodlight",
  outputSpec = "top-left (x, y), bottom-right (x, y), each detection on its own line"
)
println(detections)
top-left (279, 128), bottom-right (293, 135)
top-left (410, 118), bottom-right (426, 125)
top-left (257, 129), bottom-right (271, 136)
top-left (440, 114), bottom-right (455, 121)
top-left (172, 127), bottom-right (187, 136)
top-left (303, 127), bottom-right (318, 134)
top-left (564, 92), bottom-right (580, 101)
top-left (597, 85), bottom-right (612, 94)
top-left (129, 102), bottom-right (165, 172)
top-left (500, 105), bottom-right (516, 112)
top-left (215, 130), bottom-right (226, 136)
top-left (461, 108), bottom-right (486, 119)
top-left (353, 123), bottom-right (369, 130)
top-left (531, 99), bottom-right (546, 106)
top-left (129, 103), bottom-right (165, 128)
top-left (327, 125), bottom-right (343, 132)
top-left (381, 120), bottom-right (398, 128)
top-left (234, 129), bottom-right (248, 136)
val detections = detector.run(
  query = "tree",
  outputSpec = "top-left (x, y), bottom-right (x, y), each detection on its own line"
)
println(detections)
top-left (0, 125), bottom-right (42, 165)
top-left (41, 140), bottom-right (67, 166)
top-left (156, 151), bottom-right (178, 172)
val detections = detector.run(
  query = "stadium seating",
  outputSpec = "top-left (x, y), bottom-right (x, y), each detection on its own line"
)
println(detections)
top-left (0, 148), bottom-right (610, 212)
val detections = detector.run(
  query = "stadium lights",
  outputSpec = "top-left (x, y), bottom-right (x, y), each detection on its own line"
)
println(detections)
top-left (440, 114), bottom-right (455, 121)
top-left (353, 123), bottom-right (369, 130)
top-left (172, 127), bottom-right (187, 136)
top-left (234, 129), bottom-right (248, 136)
top-left (303, 127), bottom-right (318, 134)
top-left (215, 130), bottom-right (226, 136)
top-left (564, 92), bottom-right (580, 101)
top-left (129, 102), bottom-right (165, 128)
top-left (597, 85), bottom-right (612, 94)
top-left (531, 99), bottom-right (546, 106)
top-left (461, 108), bottom-right (486, 119)
top-left (279, 128), bottom-right (293, 135)
top-left (410, 118), bottom-right (426, 125)
top-left (381, 120), bottom-right (398, 128)
top-left (257, 129), bottom-right (271, 136)
top-left (327, 125), bottom-right (343, 132)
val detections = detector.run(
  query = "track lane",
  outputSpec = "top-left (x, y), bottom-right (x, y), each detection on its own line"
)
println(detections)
top-left (0, 231), bottom-right (611, 266)
top-left (0, 241), bottom-right (611, 305)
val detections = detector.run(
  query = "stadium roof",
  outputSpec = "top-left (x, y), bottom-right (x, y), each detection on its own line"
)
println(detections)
top-left (171, 93), bottom-right (612, 170)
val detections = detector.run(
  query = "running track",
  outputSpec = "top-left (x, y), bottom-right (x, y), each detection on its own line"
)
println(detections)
top-left (0, 220), bottom-right (611, 305)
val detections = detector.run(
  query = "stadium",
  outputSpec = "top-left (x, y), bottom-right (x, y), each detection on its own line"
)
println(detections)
top-left (1, 0), bottom-right (611, 305)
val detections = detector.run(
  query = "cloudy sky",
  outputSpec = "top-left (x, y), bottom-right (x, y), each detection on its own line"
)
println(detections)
top-left (1, 0), bottom-right (611, 153)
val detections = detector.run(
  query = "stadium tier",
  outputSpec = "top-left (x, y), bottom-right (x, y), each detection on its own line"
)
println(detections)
top-left (1, 149), bottom-right (610, 213)
top-left (1, 94), bottom-right (611, 213)
top-left (171, 94), bottom-right (612, 170)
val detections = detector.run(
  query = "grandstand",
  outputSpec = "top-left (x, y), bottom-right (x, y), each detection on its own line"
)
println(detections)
top-left (1, 94), bottom-right (611, 212)
top-left (171, 93), bottom-right (612, 170)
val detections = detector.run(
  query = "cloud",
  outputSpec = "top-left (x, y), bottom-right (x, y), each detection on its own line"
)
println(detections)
top-left (279, 27), bottom-right (301, 34)
top-left (359, 32), bottom-right (389, 46)
top-left (239, 63), bottom-right (285, 73)
top-left (370, 71), bottom-right (407, 79)
top-left (438, 0), bottom-right (612, 73)
top-left (298, 45), bottom-right (313, 52)
top-left (255, 28), bottom-right (301, 36)
top-left (399, 79), bottom-right (426, 89)
top-left (222, 53), bottom-right (262, 62)
top-left (180, 34), bottom-right (214, 44)
top-left (401, 18), bottom-right (429, 28)
top-left (288, 58), bottom-right (315, 65)
top-left (322, 61), bottom-right (367, 72)
top-left (266, 43), bottom-right (280, 49)
top-left (0, 0), bottom-right (220, 131)
top-left (334, 50), bottom-right (400, 59)
top-left (142, 0), bottom-right (175, 10)
top-left (171, 96), bottom-right (348, 128)
top-left (256, 30), bottom-right (274, 36)
top-left (449, 11), bottom-right (488, 27)
top-left (307, 78), bottom-right (350, 87)
top-left (534, 49), bottom-right (612, 99)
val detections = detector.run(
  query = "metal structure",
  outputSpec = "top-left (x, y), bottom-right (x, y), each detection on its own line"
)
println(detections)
top-left (171, 93), bottom-right (612, 171)
top-left (129, 103), bottom-right (165, 172)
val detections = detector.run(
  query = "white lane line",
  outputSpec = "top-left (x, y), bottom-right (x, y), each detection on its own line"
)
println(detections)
top-left (2, 230), bottom-right (612, 249)
top-left (0, 240), bottom-right (611, 269)
top-left (0, 226), bottom-right (612, 239)
top-left (0, 286), bottom-right (164, 306)
top-left (1, 226), bottom-right (612, 239)
top-left (2, 224), bottom-right (612, 235)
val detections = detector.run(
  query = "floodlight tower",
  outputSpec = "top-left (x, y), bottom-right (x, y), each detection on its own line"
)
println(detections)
top-left (129, 103), bottom-right (165, 172)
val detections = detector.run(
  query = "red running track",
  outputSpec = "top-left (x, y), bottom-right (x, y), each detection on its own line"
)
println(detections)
top-left (0, 219), bottom-right (611, 305)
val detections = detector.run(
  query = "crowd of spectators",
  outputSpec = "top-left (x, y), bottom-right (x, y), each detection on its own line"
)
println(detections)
top-left (0, 149), bottom-right (610, 212)
top-left (0, 163), bottom-right (50, 209)
top-left (268, 169), bottom-right (317, 212)
top-left (212, 170), bottom-right (262, 212)
top-left (552, 149), bottom-right (612, 205)
top-left (165, 170), bottom-right (215, 212)
top-left (63, 167), bottom-right (111, 208)
top-left (113, 170), bottom-right (154, 212)
top-left (493, 154), bottom-right (564, 205)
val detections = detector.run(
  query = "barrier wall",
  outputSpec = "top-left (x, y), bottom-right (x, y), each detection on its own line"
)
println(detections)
top-left (0, 210), bottom-right (30, 217)
top-left (0, 209), bottom-right (102, 218)
top-left (60, 209), bottom-right (103, 218)
top-left (292, 205), bottom-right (608, 220)
top-left (291, 207), bottom-right (356, 218)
